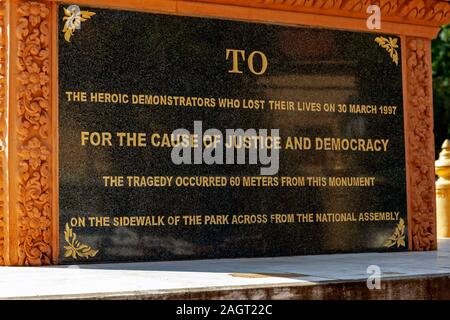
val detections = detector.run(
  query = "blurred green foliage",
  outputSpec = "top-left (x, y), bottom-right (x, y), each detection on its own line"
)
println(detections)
top-left (433, 25), bottom-right (450, 158)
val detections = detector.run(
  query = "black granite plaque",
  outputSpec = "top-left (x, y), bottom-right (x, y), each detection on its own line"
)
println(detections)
top-left (58, 4), bottom-right (407, 263)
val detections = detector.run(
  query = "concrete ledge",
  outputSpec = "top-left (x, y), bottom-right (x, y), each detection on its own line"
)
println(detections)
top-left (2, 239), bottom-right (450, 300)
top-left (13, 275), bottom-right (449, 300)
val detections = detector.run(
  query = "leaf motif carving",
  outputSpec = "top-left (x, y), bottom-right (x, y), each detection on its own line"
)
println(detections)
top-left (384, 218), bottom-right (406, 248)
top-left (63, 223), bottom-right (98, 260)
top-left (375, 36), bottom-right (399, 66)
top-left (62, 6), bottom-right (95, 42)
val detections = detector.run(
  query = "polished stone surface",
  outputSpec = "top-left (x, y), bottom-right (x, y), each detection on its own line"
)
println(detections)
top-left (1, 239), bottom-right (450, 299)
top-left (59, 5), bottom-right (406, 263)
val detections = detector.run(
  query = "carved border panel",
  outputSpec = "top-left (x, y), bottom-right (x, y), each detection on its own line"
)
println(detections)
top-left (13, 0), bottom-right (53, 265)
top-left (405, 37), bottom-right (437, 250)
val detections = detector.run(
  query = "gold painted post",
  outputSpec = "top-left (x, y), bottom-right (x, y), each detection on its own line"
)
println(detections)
top-left (436, 140), bottom-right (450, 238)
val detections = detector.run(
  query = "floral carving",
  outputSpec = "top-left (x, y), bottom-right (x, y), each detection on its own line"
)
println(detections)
top-left (16, 1), bottom-right (52, 265)
top-left (18, 137), bottom-right (50, 171)
top-left (405, 37), bottom-right (436, 251)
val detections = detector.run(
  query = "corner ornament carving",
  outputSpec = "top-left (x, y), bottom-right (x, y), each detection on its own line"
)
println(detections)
top-left (16, 1), bottom-right (52, 265)
top-left (384, 218), bottom-right (406, 248)
top-left (62, 6), bottom-right (95, 42)
top-left (63, 223), bottom-right (98, 260)
top-left (406, 37), bottom-right (436, 250)
top-left (375, 36), bottom-right (400, 65)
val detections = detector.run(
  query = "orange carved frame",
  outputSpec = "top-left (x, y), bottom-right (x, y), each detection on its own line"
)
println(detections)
top-left (0, 0), bottom-right (448, 265)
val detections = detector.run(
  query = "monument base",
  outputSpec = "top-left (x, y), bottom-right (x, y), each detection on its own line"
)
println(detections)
top-left (2, 239), bottom-right (450, 300)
